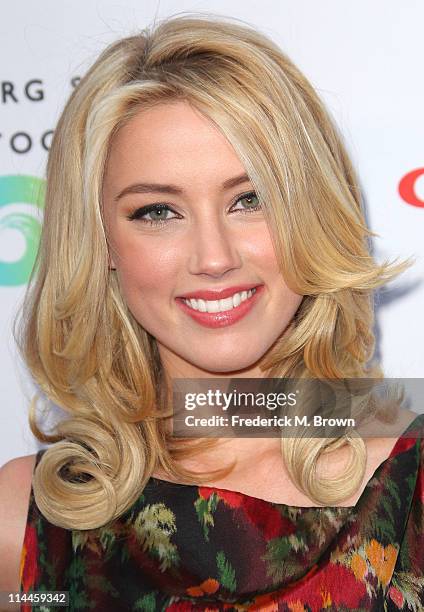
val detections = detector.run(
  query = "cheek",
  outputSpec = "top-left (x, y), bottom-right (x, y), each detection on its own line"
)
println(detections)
top-left (247, 228), bottom-right (303, 306)
top-left (113, 234), bottom-right (181, 299)
top-left (244, 224), bottom-right (280, 273)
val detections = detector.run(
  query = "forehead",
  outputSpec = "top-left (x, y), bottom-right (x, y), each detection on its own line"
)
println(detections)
top-left (104, 100), bottom-right (245, 183)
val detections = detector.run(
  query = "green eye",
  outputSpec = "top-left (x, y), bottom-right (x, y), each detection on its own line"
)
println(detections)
top-left (147, 207), bottom-right (170, 221)
top-left (127, 203), bottom-right (178, 224)
top-left (233, 191), bottom-right (261, 213)
top-left (241, 194), bottom-right (259, 208)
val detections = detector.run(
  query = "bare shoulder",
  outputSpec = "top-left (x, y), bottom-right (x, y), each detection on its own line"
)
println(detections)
top-left (0, 454), bottom-right (37, 591)
top-left (0, 454), bottom-right (36, 483)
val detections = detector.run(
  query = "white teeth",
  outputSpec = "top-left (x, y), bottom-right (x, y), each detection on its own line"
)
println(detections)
top-left (233, 292), bottom-right (241, 307)
top-left (183, 287), bottom-right (257, 313)
top-left (206, 300), bottom-right (220, 313)
top-left (220, 297), bottom-right (234, 311)
top-left (197, 299), bottom-right (207, 312)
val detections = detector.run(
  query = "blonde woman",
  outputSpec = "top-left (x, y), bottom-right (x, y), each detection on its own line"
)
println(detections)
top-left (1, 14), bottom-right (423, 611)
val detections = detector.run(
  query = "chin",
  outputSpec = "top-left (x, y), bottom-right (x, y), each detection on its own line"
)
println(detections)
top-left (190, 351), bottom-right (263, 375)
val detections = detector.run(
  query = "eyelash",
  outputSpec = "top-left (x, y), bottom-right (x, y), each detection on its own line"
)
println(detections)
top-left (126, 191), bottom-right (261, 226)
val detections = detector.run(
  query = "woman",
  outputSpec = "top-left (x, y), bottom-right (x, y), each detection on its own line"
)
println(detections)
top-left (0, 13), bottom-right (423, 611)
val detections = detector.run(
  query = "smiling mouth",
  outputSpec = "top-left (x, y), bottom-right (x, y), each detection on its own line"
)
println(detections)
top-left (181, 287), bottom-right (258, 313)
top-left (175, 285), bottom-right (264, 329)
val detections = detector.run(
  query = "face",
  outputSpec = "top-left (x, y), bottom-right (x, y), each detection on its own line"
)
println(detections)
top-left (102, 100), bottom-right (303, 378)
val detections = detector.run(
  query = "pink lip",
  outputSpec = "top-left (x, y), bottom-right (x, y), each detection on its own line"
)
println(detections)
top-left (176, 285), bottom-right (264, 328)
top-left (178, 284), bottom-right (260, 301)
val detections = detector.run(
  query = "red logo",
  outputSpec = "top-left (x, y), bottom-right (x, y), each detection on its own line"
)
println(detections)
top-left (398, 168), bottom-right (424, 208)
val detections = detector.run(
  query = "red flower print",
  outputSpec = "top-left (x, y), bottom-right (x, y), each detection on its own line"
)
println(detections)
top-left (390, 436), bottom-right (417, 458)
top-left (287, 602), bottom-right (306, 612)
top-left (20, 523), bottom-right (39, 593)
top-left (20, 523), bottom-right (40, 612)
top-left (198, 488), bottom-right (296, 539)
top-left (285, 563), bottom-right (368, 612)
top-left (414, 462), bottom-right (424, 503)
top-left (248, 590), bottom-right (279, 610)
top-left (166, 602), bottom-right (196, 611)
top-left (186, 578), bottom-right (220, 597)
top-left (388, 586), bottom-right (404, 609)
top-left (199, 487), bottom-right (244, 508)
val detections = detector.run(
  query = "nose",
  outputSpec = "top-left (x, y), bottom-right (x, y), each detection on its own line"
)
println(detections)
top-left (187, 215), bottom-right (242, 278)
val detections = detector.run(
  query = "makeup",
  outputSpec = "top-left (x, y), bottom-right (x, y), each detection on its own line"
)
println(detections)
top-left (176, 285), bottom-right (264, 328)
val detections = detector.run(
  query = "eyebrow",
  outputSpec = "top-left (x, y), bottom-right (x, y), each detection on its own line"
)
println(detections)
top-left (113, 172), bottom-right (251, 202)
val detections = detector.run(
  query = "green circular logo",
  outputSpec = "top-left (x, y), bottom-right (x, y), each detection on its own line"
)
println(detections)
top-left (0, 175), bottom-right (45, 286)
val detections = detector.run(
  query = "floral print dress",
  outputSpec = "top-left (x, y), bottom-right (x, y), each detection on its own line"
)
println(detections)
top-left (20, 415), bottom-right (424, 611)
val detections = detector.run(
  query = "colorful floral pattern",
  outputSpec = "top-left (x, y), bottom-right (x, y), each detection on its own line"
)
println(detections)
top-left (20, 416), bottom-right (424, 611)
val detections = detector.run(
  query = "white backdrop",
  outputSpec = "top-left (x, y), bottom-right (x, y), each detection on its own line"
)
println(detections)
top-left (1, 0), bottom-right (423, 466)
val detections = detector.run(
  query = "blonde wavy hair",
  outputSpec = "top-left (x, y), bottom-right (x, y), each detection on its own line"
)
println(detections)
top-left (15, 13), bottom-right (412, 529)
